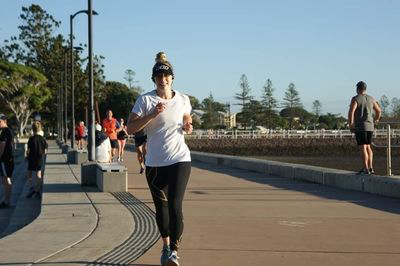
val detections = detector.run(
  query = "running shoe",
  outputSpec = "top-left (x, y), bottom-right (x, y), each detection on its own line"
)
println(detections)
top-left (160, 245), bottom-right (171, 266)
top-left (357, 168), bottom-right (370, 175)
top-left (369, 168), bottom-right (375, 175)
top-left (139, 167), bottom-right (144, 174)
top-left (167, 251), bottom-right (180, 266)
top-left (0, 201), bottom-right (10, 208)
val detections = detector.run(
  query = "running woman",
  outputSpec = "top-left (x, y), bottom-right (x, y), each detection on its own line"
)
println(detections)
top-left (348, 81), bottom-right (381, 175)
top-left (0, 114), bottom-right (14, 208)
top-left (117, 118), bottom-right (128, 162)
top-left (127, 52), bottom-right (193, 266)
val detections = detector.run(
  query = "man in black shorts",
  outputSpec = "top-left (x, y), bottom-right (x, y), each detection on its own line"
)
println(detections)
top-left (0, 114), bottom-right (14, 208)
top-left (348, 81), bottom-right (381, 175)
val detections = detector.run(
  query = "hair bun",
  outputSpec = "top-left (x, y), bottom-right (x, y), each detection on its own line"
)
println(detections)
top-left (155, 52), bottom-right (168, 63)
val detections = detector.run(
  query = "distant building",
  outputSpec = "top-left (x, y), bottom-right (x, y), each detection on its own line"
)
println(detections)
top-left (191, 109), bottom-right (236, 128)
top-left (218, 111), bottom-right (236, 128)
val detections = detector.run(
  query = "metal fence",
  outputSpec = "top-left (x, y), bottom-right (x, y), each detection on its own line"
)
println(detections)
top-left (185, 129), bottom-right (400, 139)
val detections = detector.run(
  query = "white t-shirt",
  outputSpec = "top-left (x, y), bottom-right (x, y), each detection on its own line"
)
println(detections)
top-left (96, 138), bottom-right (111, 163)
top-left (131, 90), bottom-right (192, 167)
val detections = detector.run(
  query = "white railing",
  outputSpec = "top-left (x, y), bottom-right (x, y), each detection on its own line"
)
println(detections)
top-left (184, 129), bottom-right (400, 139)
top-left (371, 122), bottom-right (400, 176)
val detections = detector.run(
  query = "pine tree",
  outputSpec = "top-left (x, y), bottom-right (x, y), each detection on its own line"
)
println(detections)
top-left (261, 78), bottom-right (278, 129)
top-left (234, 74), bottom-right (252, 107)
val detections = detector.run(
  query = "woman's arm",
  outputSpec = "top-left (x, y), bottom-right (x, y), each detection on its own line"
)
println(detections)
top-left (127, 102), bottom-right (165, 134)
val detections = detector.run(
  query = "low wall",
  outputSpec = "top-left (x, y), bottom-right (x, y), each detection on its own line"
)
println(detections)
top-left (186, 138), bottom-right (399, 156)
top-left (191, 151), bottom-right (400, 199)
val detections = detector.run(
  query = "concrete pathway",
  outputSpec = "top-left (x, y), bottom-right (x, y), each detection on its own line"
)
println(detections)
top-left (1, 141), bottom-right (400, 266)
top-left (124, 151), bottom-right (400, 266)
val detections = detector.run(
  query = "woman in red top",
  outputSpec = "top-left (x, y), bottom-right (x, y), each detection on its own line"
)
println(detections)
top-left (75, 121), bottom-right (85, 149)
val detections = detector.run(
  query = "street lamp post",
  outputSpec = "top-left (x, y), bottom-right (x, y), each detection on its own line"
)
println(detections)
top-left (88, 0), bottom-right (95, 161)
top-left (70, 7), bottom-right (98, 151)
top-left (60, 73), bottom-right (64, 143)
top-left (57, 81), bottom-right (61, 140)
top-left (70, 16), bottom-right (76, 149)
top-left (64, 52), bottom-right (68, 144)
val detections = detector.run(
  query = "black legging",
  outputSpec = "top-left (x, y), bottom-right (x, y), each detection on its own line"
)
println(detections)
top-left (145, 162), bottom-right (191, 251)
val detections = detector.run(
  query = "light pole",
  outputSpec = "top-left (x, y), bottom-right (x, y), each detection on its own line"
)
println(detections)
top-left (57, 80), bottom-right (61, 140)
top-left (70, 9), bottom-right (97, 149)
top-left (64, 52), bottom-right (68, 144)
top-left (60, 72), bottom-right (64, 143)
top-left (88, 0), bottom-right (95, 161)
top-left (70, 7), bottom-right (98, 151)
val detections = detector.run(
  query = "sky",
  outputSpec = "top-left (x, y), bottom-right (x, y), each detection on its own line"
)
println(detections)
top-left (1, 0), bottom-right (399, 116)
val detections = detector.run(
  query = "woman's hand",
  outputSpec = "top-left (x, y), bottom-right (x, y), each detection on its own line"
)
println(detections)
top-left (182, 121), bottom-right (193, 134)
top-left (151, 102), bottom-right (166, 118)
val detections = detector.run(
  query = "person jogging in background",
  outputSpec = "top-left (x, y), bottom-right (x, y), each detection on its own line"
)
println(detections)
top-left (134, 129), bottom-right (147, 174)
top-left (75, 121), bottom-right (85, 149)
top-left (26, 121), bottom-right (48, 199)
top-left (127, 52), bottom-right (193, 266)
top-left (348, 81), bottom-right (381, 175)
top-left (95, 123), bottom-right (112, 163)
top-left (0, 114), bottom-right (14, 208)
top-left (102, 110), bottom-right (122, 161)
top-left (117, 118), bottom-right (128, 162)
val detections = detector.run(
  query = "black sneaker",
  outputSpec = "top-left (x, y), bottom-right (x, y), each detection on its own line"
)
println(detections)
top-left (357, 168), bottom-right (370, 175)
top-left (160, 245), bottom-right (171, 266)
top-left (0, 201), bottom-right (10, 208)
top-left (139, 167), bottom-right (144, 174)
top-left (369, 168), bottom-right (375, 175)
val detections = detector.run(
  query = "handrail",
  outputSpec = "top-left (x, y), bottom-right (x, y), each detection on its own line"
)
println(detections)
top-left (371, 122), bottom-right (400, 176)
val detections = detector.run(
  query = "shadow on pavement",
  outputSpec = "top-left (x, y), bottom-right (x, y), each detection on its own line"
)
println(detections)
top-left (0, 262), bottom-right (158, 266)
top-left (192, 161), bottom-right (400, 215)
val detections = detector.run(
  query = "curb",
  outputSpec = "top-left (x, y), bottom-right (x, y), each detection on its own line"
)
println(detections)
top-left (190, 151), bottom-right (400, 199)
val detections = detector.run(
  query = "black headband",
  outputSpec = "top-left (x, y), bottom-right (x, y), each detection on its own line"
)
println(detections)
top-left (152, 63), bottom-right (174, 79)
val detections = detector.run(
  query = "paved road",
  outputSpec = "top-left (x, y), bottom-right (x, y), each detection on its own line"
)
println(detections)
top-left (122, 150), bottom-right (400, 266)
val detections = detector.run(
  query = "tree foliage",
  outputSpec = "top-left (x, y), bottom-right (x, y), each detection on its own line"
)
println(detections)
top-left (234, 74), bottom-right (252, 107)
top-left (201, 93), bottom-right (221, 129)
top-left (379, 95), bottom-right (390, 117)
top-left (98, 81), bottom-right (139, 121)
top-left (312, 100), bottom-right (322, 117)
top-left (124, 69), bottom-right (143, 94)
top-left (261, 78), bottom-right (278, 128)
top-left (0, 61), bottom-right (50, 135)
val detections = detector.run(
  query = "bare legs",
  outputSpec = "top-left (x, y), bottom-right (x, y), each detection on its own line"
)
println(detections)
top-left (359, 144), bottom-right (373, 171)
top-left (118, 139), bottom-right (126, 161)
top-left (137, 144), bottom-right (146, 173)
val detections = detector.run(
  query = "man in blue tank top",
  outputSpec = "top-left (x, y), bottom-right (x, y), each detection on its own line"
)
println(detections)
top-left (348, 81), bottom-right (381, 175)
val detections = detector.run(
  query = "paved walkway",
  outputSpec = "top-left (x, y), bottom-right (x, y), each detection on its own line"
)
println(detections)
top-left (0, 141), bottom-right (400, 265)
top-left (125, 152), bottom-right (400, 266)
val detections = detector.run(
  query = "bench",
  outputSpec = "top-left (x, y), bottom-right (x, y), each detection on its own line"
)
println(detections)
top-left (67, 149), bottom-right (88, 164)
top-left (96, 162), bottom-right (127, 192)
top-left (62, 144), bottom-right (70, 154)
